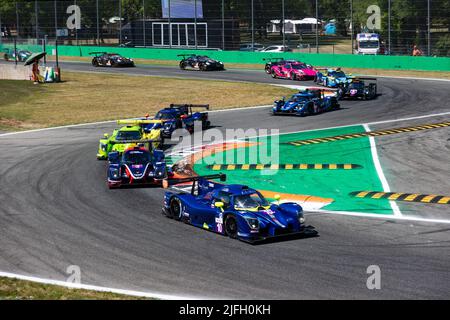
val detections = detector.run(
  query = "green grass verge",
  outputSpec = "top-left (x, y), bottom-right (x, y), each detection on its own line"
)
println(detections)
top-left (0, 71), bottom-right (296, 131)
top-left (0, 277), bottom-right (148, 300)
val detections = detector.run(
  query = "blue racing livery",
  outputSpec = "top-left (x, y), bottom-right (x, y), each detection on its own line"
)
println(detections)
top-left (143, 104), bottom-right (211, 139)
top-left (107, 146), bottom-right (168, 188)
top-left (272, 89), bottom-right (340, 116)
top-left (315, 68), bottom-right (354, 88)
top-left (162, 174), bottom-right (318, 243)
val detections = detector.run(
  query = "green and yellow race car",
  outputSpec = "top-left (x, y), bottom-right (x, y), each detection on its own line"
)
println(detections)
top-left (96, 119), bottom-right (164, 160)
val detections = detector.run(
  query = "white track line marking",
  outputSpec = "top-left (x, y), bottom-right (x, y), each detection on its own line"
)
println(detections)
top-left (0, 271), bottom-right (205, 300)
top-left (312, 209), bottom-right (450, 225)
top-left (363, 124), bottom-right (402, 217)
top-left (0, 108), bottom-right (449, 138)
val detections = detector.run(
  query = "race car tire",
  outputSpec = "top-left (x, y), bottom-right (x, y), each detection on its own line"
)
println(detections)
top-left (199, 64), bottom-right (207, 71)
top-left (179, 61), bottom-right (186, 70)
top-left (265, 65), bottom-right (271, 74)
top-left (271, 70), bottom-right (277, 79)
top-left (224, 215), bottom-right (238, 239)
top-left (202, 121), bottom-right (211, 130)
top-left (290, 73), bottom-right (296, 81)
top-left (169, 197), bottom-right (183, 221)
top-left (92, 59), bottom-right (99, 67)
top-left (4, 53), bottom-right (9, 61)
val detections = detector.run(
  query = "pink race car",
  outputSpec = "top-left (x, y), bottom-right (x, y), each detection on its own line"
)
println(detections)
top-left (270, 62), bottom-right (317, 81)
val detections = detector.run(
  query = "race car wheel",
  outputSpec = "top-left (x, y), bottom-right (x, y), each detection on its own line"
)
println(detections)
top-left (179, 61), bottom-right (186, 70)
top-left (265, 65), bottom-right (271, 74)
top-left (271, 70), bottom-right (277, 78)
top-left (169, 197), bottom-right (183, 221)
top-left (290, 73), bottom-right (296, 81)
top-left (199, 63), bottom-right (207, 71)
top-left (224, 215), bottom-right (238, 239)
top-left (92, 59), bottom-right (99, 67)
top-left (4, 54), bottom-right (9, 61)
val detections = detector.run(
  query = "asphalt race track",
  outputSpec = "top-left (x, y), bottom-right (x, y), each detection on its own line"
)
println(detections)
top-left (0, 61), bottom-right (449, 299)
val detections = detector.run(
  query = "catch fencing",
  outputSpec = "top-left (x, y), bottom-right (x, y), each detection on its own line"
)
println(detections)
top-left (0, 0), bottom-right (449, 57)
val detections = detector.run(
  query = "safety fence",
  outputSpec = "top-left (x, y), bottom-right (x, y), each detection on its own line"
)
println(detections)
top-left (2, 40), bottom-right (449, 72)
top-left (0, 0), bottom-right (449, 57)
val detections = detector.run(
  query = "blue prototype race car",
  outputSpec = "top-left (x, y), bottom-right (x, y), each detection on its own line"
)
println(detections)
top-left (107, 145), bottom-right (168, 188)
top-left (315, 68), bottom-right (354, 88)
top-left (272, 89), bottom-right (340, 116)
top-left (152, 104), bottom-right (210, 139)
top-left (162, 174), bottom-right (318, 243)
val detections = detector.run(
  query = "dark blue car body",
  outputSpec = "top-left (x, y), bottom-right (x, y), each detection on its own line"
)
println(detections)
top-left (107, 146), bottom-right (167, 188)
top-left (162, 175), bottom-right (317, 243)
top-left (273, 90), bottom-right (340, 116)
top-left (142, 104), bottom-right (210, 139)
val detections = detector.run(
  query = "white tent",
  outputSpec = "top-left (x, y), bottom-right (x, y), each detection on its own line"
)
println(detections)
top-left (267, 18), bottom-right (321, 34)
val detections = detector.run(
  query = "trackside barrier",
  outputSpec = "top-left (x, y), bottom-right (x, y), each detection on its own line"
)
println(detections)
top-left (1, 44), bottom-right (450, 72)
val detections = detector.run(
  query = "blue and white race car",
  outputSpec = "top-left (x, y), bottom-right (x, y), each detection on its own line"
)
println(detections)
top-left (272, 89), bottom-right (340, 116)
top-left (315, 68), bottom-right (354, 88)
top-left (162, 174), bottom-right (318, 243)
top-left (107, 145), bottom-right (168, 188)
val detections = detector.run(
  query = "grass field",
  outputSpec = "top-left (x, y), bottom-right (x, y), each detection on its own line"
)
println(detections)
top-left (0, 71), bottom-right (296, 131)
top-left (0, 277), bottom-right (145, 300)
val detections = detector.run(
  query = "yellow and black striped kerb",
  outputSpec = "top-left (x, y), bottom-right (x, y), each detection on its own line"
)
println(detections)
top-left (207, 164), bottom-right (362, 170)
top-left (350, 191), bottom-right (450, 204)
top-left (288, 121), bottom-right (450, 146)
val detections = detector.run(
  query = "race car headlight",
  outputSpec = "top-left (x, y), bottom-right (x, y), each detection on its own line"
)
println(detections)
top-left (111, 169), bottom-right (119, 179)
top-left (154, 170), bottom-right (164, 178)
top-left (298, 213), bottom-right (305, 224)
top-left (245, 217), bottom-right (259, 230)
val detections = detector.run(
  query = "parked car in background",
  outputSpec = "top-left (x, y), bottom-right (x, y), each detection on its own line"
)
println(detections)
top-left (259, 45), bottom-right (293, 53)
top-left (240, 43), bottom-right (264, 51)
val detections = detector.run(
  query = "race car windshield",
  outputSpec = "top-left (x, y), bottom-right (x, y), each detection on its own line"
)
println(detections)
top-left (234, 193), bottom-right (269, 210)
top-left (291, 64), bottom-right (306, 69)
top-left (351, 82), bottom-right (364, 88)
top-left (154, 112), bottom-right (175, 120)
top-left (123, 151), bottom-right (151, 164)
top-left (330, 71), bottom-right (345, 77)
top-left (291, 95), bottom-right (308, 102)
top-left (116, 131), bottom-right (141, 141)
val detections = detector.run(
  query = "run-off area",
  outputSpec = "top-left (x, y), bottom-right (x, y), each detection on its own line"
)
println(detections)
top-left (192, 125), bottom-right (394, 215)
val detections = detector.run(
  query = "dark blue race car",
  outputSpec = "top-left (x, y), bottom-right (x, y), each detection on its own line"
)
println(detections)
top-left (153, 104), bottom-right (210, 139)
top-left (162, 174), bottom-right (318, 243)
top-left (107, 145), bottom-right (168, 188)
top-left (337, 77), bottom-right (378, 100)
top-left (272, 89), bottom-right (340, 116)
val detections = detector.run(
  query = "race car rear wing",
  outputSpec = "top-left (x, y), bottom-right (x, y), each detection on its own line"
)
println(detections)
top-left (177, 54), bottom-right (195, 58)
top-left (88, 51), bottom-right (107, 56)
top-left (164, 173), bottom-right (226, 189)
top-left (117, 119), bottom-right (165, 125)
top-left (262, 57), bottom-right (284, 62)
top-left (353, 77), bottom-right (377, 82)
top-left (110, 139), bottom-right (160, 145)
top-left (169, 104), bottom-right (210, 110)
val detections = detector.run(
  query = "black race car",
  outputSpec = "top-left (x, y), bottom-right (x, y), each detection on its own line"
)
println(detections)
top-left (178, 54), bottom-right (225, 71)
top-left (90, 52), bottom-right (135, 67)
top-left (263, 57), bottom-right (298, 74)
top-left (337, 77), bottom-right (378, 100)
